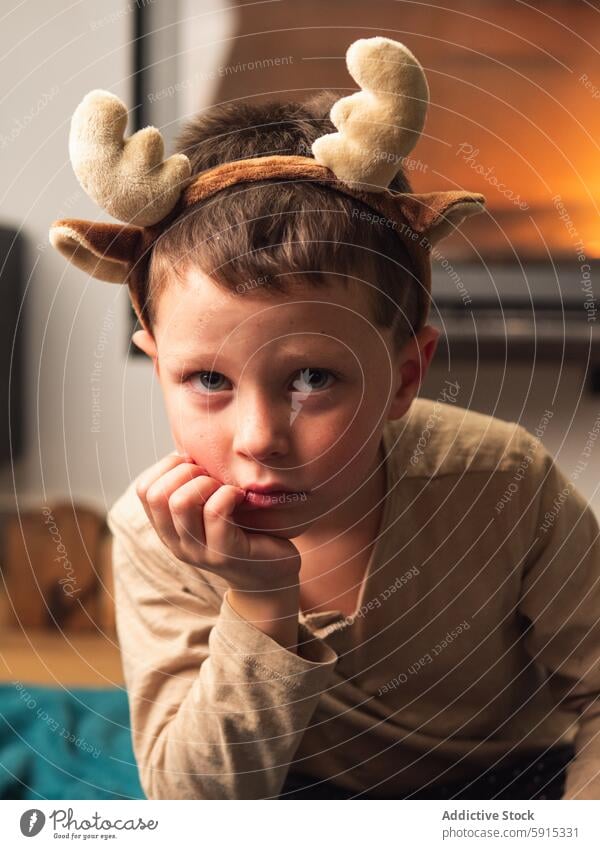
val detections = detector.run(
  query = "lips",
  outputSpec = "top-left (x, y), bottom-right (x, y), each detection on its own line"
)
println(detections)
top-left (241, 483), bottom-right (299, 493)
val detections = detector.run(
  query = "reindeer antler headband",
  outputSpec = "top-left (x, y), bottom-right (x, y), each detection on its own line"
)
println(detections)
top-left (49, 37), bottom-right (486, 334)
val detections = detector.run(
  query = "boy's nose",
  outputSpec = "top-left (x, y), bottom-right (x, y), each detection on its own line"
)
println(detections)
top-left (233, 391), bottom-right (289, 460)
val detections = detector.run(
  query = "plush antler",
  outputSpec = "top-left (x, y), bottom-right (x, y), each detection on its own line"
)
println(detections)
top-left (49, 40), bottom-right (485, 338)
top-left (312, 37), bottom-right (430, 192)
top-left (69, 89), bottom-right (192, 226)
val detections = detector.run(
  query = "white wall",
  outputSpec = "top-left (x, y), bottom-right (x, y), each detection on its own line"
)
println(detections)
top-left (0, 1), bottom-right (598, 522)
top-left (0, 1), bottom-right (165, 514)
top-left (0, 1), bottom-right (235, 515)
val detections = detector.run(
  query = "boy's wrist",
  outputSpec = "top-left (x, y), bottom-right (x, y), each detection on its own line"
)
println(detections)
top-left (225, 585), bottom-right (300, 653)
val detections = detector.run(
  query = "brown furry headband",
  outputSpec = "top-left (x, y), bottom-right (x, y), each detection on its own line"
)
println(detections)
top-left (48, 36), bottom-right (486, 334)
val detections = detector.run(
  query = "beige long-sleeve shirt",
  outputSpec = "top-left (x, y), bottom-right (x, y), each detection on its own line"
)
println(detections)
top-left (107, 397), bottom-right (600, 800)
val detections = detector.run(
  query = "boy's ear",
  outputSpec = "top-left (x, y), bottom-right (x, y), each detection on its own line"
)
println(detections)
top-left (132, 329), bottom-right (157, 361)
top-left (386, 324), bottom-right (440, 421)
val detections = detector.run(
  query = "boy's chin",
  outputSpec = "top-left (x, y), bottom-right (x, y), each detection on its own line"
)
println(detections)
top-left (233, 507), bottom-right (317, 539)
top-left (261, 526), bottom-right (306, 540)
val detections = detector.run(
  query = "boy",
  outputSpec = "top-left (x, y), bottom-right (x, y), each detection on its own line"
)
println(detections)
top-left (106, 103), bottom-right (600, 802)
top-left (50, 40), bottom-right (600, 801)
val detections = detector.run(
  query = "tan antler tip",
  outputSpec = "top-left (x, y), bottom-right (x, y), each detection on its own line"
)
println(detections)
top-left (312, 37), bottom-right (430, 192)
top-left (69, 89), bottom-right (191, 226)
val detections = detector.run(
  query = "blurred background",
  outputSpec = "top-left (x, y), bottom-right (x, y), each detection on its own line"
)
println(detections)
top-left (0, 0), bottom-right (597, 799)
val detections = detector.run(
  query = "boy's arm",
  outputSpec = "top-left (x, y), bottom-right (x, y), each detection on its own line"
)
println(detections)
top-left (107, 508), bottom-right (337, 800)
top-left (516, 432), bottom-right (600, 800)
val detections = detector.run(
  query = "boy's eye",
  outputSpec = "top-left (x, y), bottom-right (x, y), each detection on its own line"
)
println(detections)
top-left (187, 371), bottom-right (230, 393)
top-left (292, 368), bottom-right (335, 392)
top-left (184, 368), bottom-right (337, 394)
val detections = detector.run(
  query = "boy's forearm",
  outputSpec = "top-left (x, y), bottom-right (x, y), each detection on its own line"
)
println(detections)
top-left (226, 585), bottom-right (300, 653)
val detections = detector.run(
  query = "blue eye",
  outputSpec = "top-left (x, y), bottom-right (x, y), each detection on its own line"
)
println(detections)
top-left (291, 368), bottom-right (335, 392)
top-left (187, 371), bottom-right (230, 393)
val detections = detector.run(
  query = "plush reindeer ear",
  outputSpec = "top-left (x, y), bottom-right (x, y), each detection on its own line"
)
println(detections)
top-left (423, 192), bottom-right (487, 246)
top-left (48, 219), bottom-right (143, 283)
top-left (393, 190), bottom-right (487, 247)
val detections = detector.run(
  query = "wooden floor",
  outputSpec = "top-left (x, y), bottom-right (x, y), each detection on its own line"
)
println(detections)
top-left (0, 627), bottom-right (124, 687)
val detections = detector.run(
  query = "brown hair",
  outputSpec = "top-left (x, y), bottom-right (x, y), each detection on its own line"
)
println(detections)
top-left (143, 90), bottom-right (421, 350)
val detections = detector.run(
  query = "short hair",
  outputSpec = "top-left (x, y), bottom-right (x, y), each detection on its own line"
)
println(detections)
top-left (143, 90), bottom-right (422, 351)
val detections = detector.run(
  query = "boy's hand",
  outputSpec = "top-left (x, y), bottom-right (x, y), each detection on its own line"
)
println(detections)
top-left (135, 452), bottom-right (302, 594)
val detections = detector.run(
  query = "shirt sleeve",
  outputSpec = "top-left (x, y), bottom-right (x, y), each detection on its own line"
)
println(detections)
top-left (106, 500), bottom-right (338, 800)
top-left (515, 429), bottom-right (600, 800)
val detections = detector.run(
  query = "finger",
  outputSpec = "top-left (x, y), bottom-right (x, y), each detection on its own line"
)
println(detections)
top-left (135, 452), bottom-right (189, 504)
top-left (145, 463), bottom-right (209, 547)
top-left (203, 485), bottom-right (247, 565)
top-left (136, 453), bottom-right (189, 531)
top-left (169, 474), bottom-right (222, 549)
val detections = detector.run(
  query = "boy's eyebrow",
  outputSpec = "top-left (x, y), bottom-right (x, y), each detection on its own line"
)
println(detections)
top-left (162, 340), bottom-right (347, 365)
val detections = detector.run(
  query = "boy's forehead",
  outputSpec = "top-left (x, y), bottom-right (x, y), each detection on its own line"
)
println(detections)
top-left (156, 268), bottom-right (377, 343)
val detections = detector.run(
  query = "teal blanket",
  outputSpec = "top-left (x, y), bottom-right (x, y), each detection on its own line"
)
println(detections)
top-left (0, 683), bottom-right (145, 799)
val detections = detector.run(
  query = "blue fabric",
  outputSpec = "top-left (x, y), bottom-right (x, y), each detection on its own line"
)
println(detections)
top-left (0, 683), bottom-right (145, 799)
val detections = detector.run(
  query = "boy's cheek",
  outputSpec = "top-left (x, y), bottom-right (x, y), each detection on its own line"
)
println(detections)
top-left (177, 448), bottom-right (233, 486)
top-left (172, 422), bottom-right (234, 482)
top-left (172, 446), bottom-right (211, 476)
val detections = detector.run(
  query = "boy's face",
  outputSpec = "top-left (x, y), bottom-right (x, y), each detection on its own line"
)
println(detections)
top-left (133, 267), bottom-right (439, 539)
